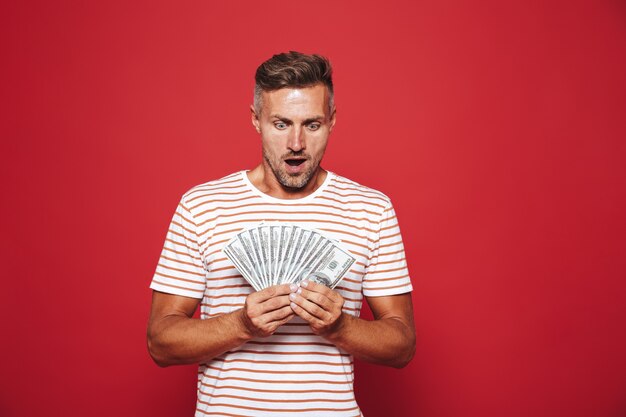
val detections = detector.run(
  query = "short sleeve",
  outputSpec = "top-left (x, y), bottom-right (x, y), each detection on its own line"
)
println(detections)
top-left (150, 198), bottom-right (207, 299)
top-left (362, 200), bottom-right (413, 297)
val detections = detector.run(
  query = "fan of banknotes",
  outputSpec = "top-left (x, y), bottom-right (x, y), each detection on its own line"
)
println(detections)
top-left (223, 223), bottom-right (356, 291)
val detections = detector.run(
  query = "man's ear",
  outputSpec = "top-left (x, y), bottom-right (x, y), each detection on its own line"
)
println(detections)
top-left (250, 105), bottom-right (261, 133)
top-left (328, 107), bottom-right (337, 133)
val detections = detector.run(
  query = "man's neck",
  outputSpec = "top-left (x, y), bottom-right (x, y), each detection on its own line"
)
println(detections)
top-left (246, 165), bottom-right (327, 200)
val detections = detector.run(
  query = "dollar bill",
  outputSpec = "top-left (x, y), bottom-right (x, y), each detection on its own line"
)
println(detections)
top-left (305, 244), bottom-right (356, 288)
top-left (281, 225), bottom-right (301, 283)
top-left (269, 225), bottom-right (280, 282)
top-left (244, 229), bottom-right (266, 288)
top-left (277, 225), bottom-right (292, 283)
top-left (222, 223), bottom-right (356, 290)
top-left (258, 225), bottom-right (271, 286)
top-left (223, 239), bottom-right (261, 291)
top-left (285, 229), bottom-right (314, 282)
top-left (288, 233), bottom-right (331, 284)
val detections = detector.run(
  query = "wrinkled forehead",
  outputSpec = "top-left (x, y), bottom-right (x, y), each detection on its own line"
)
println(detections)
top-left (260, 84), bottom-right (332, 117)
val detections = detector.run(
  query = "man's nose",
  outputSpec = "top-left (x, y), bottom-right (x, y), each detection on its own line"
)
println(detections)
top-left (287, 126), bottom-right (305, 152)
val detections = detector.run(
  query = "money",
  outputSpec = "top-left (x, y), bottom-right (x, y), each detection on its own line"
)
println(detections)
top-left (223, 223), bottom-right (356, 290)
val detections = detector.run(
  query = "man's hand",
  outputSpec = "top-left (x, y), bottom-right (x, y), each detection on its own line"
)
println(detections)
top-left (239, 284), bottom-right (295, 338)
top-left (288, 279), bottom-right (345, 337)
top-left (288, 281), bottom-right (415, 368)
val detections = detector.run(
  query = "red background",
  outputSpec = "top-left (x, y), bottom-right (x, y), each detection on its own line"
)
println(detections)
top-left (2, 1), bottom-right (626, 416)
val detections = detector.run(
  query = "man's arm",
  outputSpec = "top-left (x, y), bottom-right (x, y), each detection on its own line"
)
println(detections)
top-left (289, 280), bottom-right (415, 368)
top-left (147, 284), bottom-right (294, 367)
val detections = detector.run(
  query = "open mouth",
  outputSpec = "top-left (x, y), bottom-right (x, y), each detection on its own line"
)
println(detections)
top-left (285, 159), bottom-right (306, 167)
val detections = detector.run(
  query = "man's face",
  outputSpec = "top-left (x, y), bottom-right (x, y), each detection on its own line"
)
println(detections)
top-left (251, 84), bottom-right (336, 190)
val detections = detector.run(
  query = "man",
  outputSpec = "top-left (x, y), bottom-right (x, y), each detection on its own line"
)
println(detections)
top-left (148, 51), bottom-right (415, 416)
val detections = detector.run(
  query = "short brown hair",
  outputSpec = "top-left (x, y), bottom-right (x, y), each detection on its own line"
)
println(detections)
top-left (254, 51), bottom-right (334, 113)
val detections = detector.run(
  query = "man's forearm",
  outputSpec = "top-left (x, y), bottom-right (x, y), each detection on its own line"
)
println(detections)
top-left (325, 312), bottom-right (416, 368)
top-left (148, 309), bottom-right (250, 367)
top-left (147, 285), bottom-right (295, 367)
top-left (288, 282), bottom-right (416, 368)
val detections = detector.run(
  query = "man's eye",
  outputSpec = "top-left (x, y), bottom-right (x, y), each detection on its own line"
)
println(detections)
top-left (308, 123), bottom-right (321, 131)
top-left (274, 122), bottom-right (287, 129)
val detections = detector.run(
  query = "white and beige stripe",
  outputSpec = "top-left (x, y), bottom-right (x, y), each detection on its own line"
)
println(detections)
top-left (151, 171), bottom-right (412, 416)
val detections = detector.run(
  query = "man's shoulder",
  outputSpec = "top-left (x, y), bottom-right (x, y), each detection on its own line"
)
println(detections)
top-left (329, 172), bottom-right (393, 207)
top-left (180, 171), bottom-right (245, 204)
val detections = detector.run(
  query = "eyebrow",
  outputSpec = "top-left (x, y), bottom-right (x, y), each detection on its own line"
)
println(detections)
top-left (271, 114), bottom-right (325, 124)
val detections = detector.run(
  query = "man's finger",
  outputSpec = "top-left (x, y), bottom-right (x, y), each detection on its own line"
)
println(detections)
top-left (258, 295), bottom-right (292, 313)
top-left (250, 284), bottom-right (293, 303)
top-left (262, 305), bottom-right (294, 324)
top-left (289, 292), bottom-right (331, 321)
top-left (295, 287), bottom-right (334, 311)
top-left (290, 301), bottom-right (324, 327)
top-left (299, 279), bottom-right (341, 302)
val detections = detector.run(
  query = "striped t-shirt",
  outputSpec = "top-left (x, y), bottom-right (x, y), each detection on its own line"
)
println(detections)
top-left (150, 170), bottom-right (413, 417)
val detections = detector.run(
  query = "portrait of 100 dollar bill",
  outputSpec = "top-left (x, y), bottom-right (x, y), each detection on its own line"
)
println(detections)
top-left (223, 223), bottom-right (356, 291)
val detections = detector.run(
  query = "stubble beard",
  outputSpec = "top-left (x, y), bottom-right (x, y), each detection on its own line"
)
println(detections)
top-left (263, 149), bottom-right (320, 190)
